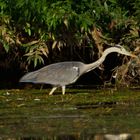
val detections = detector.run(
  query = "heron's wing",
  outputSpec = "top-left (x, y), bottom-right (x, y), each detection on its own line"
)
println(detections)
top-left (34, 62), bottom-right (81, 85)
top-left (19, 71), bottom-right (39, 83)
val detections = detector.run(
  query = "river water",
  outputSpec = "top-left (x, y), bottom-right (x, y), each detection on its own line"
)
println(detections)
top-left (0, 88), bottom-right (140, 139)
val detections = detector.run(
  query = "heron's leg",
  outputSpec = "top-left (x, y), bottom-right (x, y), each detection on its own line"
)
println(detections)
top-left (49, 87), bottom-right (57, 95)
top-left (62, 86), bottom-right (65, 95)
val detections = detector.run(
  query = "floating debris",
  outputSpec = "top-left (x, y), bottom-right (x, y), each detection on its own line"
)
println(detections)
top-left (17, 98), bottom-right (24, 101)
top-left (4, 92), bottom-right (10, 96)
top-left (34, 98), bottom-right (41, 101)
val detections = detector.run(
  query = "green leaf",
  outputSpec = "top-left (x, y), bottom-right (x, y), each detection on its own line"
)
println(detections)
top-left (0, 39), bottom-right (10, 52)
top-left (104, 2), bottom-right (109, 12)
top-left (3, 43), bottom-right (10, 52)
top-left (108, 0), bottom-right (117, 4)
top-left (34, 58), bottom-right (38, 68)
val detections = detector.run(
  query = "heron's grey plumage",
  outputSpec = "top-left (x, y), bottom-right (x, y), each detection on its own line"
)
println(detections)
top-left (20, 46), bottom-right (136, 95)
top-left (20, 62), bottom-right (85, 86)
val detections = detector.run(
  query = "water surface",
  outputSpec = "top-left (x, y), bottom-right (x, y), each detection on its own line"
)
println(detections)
top-left (0, 88), bottom-right (140, 139)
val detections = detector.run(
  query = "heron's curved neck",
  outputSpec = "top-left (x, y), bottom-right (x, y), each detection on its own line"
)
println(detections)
top-left (85, 49), bottom-right (114, 72)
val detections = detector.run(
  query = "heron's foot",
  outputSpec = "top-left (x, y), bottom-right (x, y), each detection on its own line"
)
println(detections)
top-left (49, 93), bottom-right (53, 95)
top-left (62, 86), bottom-right (66, 95)
top-left (49, 87), bottom-right (57, 95)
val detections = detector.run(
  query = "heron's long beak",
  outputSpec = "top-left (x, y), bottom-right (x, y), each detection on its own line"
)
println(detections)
top-left (125, 51), bottom-right (137, 58)
top-left (129, 53), bottom-right (137, 58)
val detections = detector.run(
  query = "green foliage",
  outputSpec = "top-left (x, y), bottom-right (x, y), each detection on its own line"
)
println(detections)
top-left (23, 40), bottom-right (48, 67)
top-left (0, 24), bottom-right (15, 52)
top-left (0, 0), bottom-right (139, 68)
top-left (133, 0), bottom-right (140, 24)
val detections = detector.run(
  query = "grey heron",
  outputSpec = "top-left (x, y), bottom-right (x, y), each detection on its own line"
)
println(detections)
top-left (20, 45), bottom-right (136, 95)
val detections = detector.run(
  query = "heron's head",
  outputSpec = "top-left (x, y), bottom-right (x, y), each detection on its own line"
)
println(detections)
top-left (105, 45), bottom-right (137, 58)
top-left (116, 45), bottom-right (136, 57)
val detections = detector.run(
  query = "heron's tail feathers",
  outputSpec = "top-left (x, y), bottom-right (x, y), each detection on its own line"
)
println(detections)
top-left (19, 71), bottom-right (38, 83)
